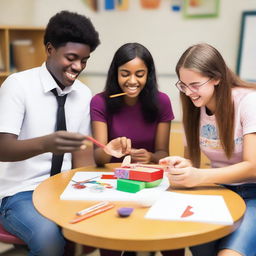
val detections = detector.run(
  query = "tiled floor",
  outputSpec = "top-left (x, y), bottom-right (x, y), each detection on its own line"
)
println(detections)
top-left (0, 243), bottom-right (192, 256)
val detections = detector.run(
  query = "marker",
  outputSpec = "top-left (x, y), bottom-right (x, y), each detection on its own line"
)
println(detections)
top-left (76, 201), bottom-right (109, 216)
top-left (109, 92), bottom-right (127, 98)
top-left (70, 203), bottom-right (114, 224)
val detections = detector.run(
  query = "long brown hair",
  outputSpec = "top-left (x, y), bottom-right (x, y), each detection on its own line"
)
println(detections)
top-left (176, 43), bottom-right (253, 167)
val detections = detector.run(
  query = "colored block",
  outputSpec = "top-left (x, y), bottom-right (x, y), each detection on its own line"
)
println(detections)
top-left (141, 164), bottom-right (167, 172)
top-left (122, 164), bottom-right (164, 170)
top-left (144, 179), bottom-right (162, 188)
top-left (114, 166), bottom-right (163, 182)
top-left (115, 168), bottom-right (130, 179)
top-left (130, 167), bottom-right (163, 182)
top-left (101, 174), bottom-right (117, 179)
top-left (117, 179), bottom-right (145, 193)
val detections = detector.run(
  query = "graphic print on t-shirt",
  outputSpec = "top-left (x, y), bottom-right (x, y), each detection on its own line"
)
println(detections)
top-left (200, 124), bottom-right (222, 150)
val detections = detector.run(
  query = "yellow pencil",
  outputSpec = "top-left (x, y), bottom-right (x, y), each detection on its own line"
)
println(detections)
top-left (109, 92), bottom-right (127, 98)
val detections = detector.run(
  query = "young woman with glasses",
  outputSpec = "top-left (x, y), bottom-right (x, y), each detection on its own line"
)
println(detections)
top-left (160, 43), bottom-right (256, 256)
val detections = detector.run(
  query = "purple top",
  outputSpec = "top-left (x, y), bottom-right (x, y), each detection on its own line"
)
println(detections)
top-left (90, 91), bottom-right (174, 162)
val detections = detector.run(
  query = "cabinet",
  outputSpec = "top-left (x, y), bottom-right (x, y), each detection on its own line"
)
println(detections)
top-left (0, 26), bottom-right (45, 85)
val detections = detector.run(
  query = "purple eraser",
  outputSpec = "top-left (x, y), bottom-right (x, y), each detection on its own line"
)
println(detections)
top-left (117, 207), bottom-right (134, 217)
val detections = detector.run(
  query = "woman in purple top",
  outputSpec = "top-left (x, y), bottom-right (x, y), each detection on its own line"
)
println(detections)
top-left (90, 42), bottom-right (174, 166)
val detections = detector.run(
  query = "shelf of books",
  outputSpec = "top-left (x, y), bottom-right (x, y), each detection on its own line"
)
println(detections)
top-left (0, 26), bottom-right (45, 85)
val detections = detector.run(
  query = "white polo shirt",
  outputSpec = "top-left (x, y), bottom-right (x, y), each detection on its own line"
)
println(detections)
top-left (0, 63), bottom-right (92, 199)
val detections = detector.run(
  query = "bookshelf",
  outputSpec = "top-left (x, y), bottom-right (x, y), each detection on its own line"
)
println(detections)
top-left (0, 26), bottom-right (45, 85)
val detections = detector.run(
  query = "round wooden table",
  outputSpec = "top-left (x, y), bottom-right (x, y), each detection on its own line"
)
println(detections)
top-left (33, 164), bottom-right (246, 251)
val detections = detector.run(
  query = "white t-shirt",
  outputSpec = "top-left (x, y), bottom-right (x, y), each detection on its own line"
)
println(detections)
top-left (200, 87), bottom-right (256, 176)
top-left (0, 63), bottom-right (92, 199)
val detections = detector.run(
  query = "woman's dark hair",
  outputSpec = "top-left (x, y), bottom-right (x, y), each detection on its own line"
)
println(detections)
top-left (44, 10), bottom-right (100, 51)
top-left (104, 42), bottom-right (159, 122)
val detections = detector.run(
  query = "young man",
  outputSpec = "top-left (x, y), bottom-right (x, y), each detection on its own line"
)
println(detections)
top-left (0, 11), bottom-right (100, 255)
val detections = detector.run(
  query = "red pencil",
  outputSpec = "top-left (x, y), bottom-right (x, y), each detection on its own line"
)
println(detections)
top-left (85, 136), bottom-right (106, 149)
top-left (69, 203), bottom-right (114, 224)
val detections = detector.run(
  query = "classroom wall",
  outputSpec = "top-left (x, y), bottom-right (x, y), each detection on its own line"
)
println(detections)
top-left (1, 0), bottom-right (256, 121)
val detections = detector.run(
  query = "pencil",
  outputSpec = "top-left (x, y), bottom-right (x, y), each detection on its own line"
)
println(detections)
top-left (85, 136), bottom-right (106, 149)
top-left (72, 175), bottom-right (101, 184)
top-left (76, 201), bottom-right (110, 216)
top-left (109, 92), bottom-right (127, 98)
top-left (69, 203), bottom-right (114, 224)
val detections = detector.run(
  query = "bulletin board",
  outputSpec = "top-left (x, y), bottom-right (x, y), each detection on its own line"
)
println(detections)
top-left (236, 11), bottom-right (256, 82)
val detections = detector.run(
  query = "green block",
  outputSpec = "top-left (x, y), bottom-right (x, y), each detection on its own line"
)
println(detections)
top-left (117, 179), bottom-right (145, 193)
top-left (145, 179), bottom-right (162, 188)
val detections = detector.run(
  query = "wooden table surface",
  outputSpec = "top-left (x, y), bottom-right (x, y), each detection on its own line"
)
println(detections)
top-left (33, 164), bottom-right (246, 251)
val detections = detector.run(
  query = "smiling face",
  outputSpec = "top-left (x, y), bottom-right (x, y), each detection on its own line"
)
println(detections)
top-left (117, 57), bottom-right (148, 104)
top-left (179, 67), bottom-right (219, 113)
top-left (46, 42), bottom-right (91, 90)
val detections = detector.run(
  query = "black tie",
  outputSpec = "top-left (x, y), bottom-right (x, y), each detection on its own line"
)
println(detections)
top-left (50, 88), bottom-right (67, 176)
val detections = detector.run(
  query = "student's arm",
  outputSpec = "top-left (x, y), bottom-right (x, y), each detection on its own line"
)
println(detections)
top-left (131, 122), bottom-right (171, 164)
top-left (167, 133), bottom-right (256, 187)
top-left (153, 121), bottom-right (171, 162)
top-left (72, 147), bottom-right (93, 168)
top-left (91, 120), bottom-right (112, 166)
top-left (0, 131), bottom-right (87, 162)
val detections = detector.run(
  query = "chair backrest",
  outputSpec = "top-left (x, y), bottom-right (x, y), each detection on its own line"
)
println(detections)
top-left (0, 224), bottom-right (25, 245)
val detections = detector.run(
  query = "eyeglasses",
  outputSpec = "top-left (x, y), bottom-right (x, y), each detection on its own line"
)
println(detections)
top-left (175, 78), bottom-right (212, 93)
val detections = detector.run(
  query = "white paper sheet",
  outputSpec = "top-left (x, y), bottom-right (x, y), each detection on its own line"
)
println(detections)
top-left (60, 172), bottom-right (169, 202)
top-left (145, 191), bottom-right (233, 225)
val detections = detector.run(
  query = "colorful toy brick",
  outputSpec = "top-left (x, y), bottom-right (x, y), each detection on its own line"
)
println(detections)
top-left (114, 165), bottom-right (164, 182)
top-left (117, 178), bottom-right (163, 193)
top-left (117, 179), bottom-right (145, 193)
top-left (145, 179), bottom-right (162, 188)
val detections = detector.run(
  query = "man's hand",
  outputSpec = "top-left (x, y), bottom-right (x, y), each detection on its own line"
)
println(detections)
top-left (43, 131), bottom-right (87, 154)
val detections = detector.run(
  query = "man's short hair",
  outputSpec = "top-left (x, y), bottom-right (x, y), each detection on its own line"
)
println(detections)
top-left (44, 10), bottom-right (100, 52)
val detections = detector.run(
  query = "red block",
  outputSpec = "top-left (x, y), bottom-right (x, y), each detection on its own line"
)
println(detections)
top-left (114, 165), bottom-right (164, 182)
